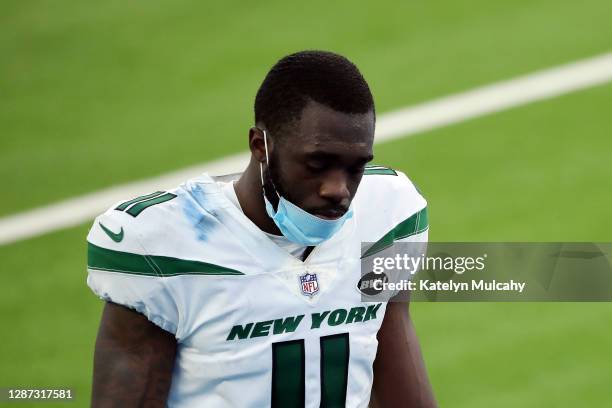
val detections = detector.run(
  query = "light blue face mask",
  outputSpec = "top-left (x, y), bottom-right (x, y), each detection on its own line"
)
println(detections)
top-left (260, 130), bottom-right (353, 246)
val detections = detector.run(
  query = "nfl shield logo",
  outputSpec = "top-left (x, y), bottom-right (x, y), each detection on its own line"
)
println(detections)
top-left (299, 272), bottom-right (319, 297)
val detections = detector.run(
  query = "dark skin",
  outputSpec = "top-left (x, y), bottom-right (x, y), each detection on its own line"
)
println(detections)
top-left (370, 301), bottom-right (437, 408)
top-left (92, 302), bottom-right (177, 407)
top-left (91, 100), bottom-right (436, 407)
top-left (235, 100), bottom-right (375, 231)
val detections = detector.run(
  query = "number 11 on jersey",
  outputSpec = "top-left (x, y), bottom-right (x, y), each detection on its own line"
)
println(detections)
top-left (271, 333), bottom-right (350, 408)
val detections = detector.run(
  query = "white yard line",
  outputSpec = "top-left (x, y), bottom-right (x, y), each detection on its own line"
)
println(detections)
top-left (2, 52), bottom-right (612, 246)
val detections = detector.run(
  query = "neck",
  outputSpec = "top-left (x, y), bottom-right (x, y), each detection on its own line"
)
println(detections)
top-left (234, 158), bottom-right (282, 235)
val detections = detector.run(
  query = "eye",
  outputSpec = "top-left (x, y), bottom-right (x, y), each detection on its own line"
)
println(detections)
top-left (348, 165), bottom-right (366, 175)
top-left (306, 161), bottom-right (327, 172)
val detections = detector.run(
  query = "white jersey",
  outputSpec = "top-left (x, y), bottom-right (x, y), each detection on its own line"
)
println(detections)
top-left (86, 166), bottom-right (428, 408)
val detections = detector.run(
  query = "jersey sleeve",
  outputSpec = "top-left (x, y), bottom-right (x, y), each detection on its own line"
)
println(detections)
top-left (357, 168), bottom-right (429, 299)
top-left (392, 170), bottom-right (428, 271)
top-left (358, 168), bottom-right (428, 251)
top-left (86, 206), bottom-right (180, 335)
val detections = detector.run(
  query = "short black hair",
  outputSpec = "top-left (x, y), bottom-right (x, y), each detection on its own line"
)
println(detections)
top-left (254, 50), bottom-right (375, 136)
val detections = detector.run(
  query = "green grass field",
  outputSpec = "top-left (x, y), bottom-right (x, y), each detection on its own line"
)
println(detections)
top-left (2, 0), bottom-right (612, 406)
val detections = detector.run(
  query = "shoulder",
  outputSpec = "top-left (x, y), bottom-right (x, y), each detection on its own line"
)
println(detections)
top-left (87, 173), bottom-right (246, 277)
top-left (84, 175), bottom-right (241, 336)
top-left (361, 164), bottom-right (424, 197)
top-left (354, 165), bottom-right (428, 242)
top-left (87, 190), bottom-right (178, 255)
top-left (356, 164), bottom-right (427, 221)
top-left (87, 174), bottom-right (225, 254)
top-left (85, 185), bottom-right (206, 336)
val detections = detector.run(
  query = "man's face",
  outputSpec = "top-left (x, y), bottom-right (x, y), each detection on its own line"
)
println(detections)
top-left (265, 100), bottom-right (375, 220)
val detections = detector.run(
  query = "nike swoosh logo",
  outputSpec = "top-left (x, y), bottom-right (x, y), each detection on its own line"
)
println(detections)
top-left (99, 222), bottom-right (124, 243)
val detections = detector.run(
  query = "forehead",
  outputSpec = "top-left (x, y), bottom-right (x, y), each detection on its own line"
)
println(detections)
top-left (286, 100), bottom-right (375, 155)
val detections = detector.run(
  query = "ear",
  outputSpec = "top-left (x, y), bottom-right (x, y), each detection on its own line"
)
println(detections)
top-left (248, 126), bottom-right (273, 163)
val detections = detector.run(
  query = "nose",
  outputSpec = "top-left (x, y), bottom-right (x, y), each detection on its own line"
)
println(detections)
top-left (319, 170), bottom-right (351, 205)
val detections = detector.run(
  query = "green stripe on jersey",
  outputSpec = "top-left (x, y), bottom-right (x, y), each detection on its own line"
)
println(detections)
top-left (320, 334), bottom-right (350, 407)
top-left (361, 207), bottom-right (428, 258)
top-left (271, 340), bottom-right (305, 408)
top-left (115, 191), bottom-right (164, 211)
top-left (126, 192), bottom-right (177, 217)
top-left (87, 243), bottom-right (244, 276)
top-left (364, 165), bottom-right (397, 176)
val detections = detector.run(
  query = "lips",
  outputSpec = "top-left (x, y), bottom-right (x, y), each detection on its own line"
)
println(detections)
top-left (313, 209), bottom-right (347, 220)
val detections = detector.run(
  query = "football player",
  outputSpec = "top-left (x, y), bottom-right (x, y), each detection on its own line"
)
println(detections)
top-left (87, 50), bottom-right (436, 407)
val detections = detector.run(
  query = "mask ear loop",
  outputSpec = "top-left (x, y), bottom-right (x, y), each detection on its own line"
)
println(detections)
top-left (259, 129), bottom-right (270, 187)
top-left (259, 130), bottom-right (281, 199)
top-left (259, 163), bottom-right (265, 187)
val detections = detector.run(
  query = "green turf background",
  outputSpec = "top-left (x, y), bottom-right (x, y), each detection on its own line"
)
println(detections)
top-left (3, 0), bottom-right (612, 215)
top-left (2, 0), bottom-right (611, 406)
